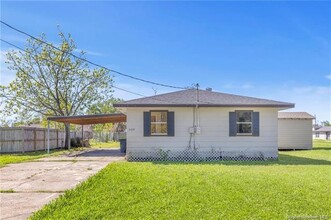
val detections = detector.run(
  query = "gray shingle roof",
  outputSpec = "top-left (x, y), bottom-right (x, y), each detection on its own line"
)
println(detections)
top-left (315, 126), bottom-right (331, 132)
top-left (278, 112), bottom-right (315, 119)
top-left (114, 89), bottom-right (294, 108)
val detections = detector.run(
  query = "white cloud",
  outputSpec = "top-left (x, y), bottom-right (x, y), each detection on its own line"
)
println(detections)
top-left (326, 75), bottom-right (331, 80)
top-left (222, 82), bottom-right (253, 90)
top-left (259, 85), bottom-right (331, 122)
top-left (0, 50), bottom-right (17, 86)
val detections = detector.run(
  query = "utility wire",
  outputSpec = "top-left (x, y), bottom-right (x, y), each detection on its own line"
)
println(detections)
top-left (1, 38), bottom-right (186, 105)
top-left (112, 85), bottom-right (147, 97)
top-left (1, 38), bottom-right (26, 52)
top-left (0, 20), bottom-right (188, 90)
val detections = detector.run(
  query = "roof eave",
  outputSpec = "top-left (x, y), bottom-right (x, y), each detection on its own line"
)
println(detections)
top-left (114, 103), bottom-right (295, 108)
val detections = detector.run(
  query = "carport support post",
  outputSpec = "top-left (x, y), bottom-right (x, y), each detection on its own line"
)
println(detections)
top-left (47, 119), bottom-right (50, 154)
top-left (81, 125), bottom-right (84, 147)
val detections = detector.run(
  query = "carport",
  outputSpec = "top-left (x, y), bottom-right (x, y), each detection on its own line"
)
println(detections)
top-left (46, 113), bottom-right (126, 153)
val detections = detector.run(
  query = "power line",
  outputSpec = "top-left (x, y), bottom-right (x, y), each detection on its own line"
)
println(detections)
top-left (112, 85), bottom-right (147, 97)
top-left (0, 20), bottom-right (188, 90)
top-left (0, 39), bottom-right (26, 52)
top-left (1, 38), bottom-right (186, 105)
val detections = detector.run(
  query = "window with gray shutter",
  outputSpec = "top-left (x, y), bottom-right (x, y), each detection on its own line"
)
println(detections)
top-left (252, 112), bottom-right (260, 136)
top-left (143, 112), bottom-right (151, 136)
top-left (167, 112), bottom-right (175, 136)
top-left (229, 112), bottom-right (237, 136)
top-left (144, 111), bottom-right (175, 137)
top-left (229, 111), bottom-right (260, 136)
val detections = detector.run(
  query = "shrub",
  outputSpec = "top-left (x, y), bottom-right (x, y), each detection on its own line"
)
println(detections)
top-left (70, 137), bottom-right (83, 148)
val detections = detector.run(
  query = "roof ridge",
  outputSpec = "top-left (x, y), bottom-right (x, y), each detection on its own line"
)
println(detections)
top-left (114, 88), bottom-right (295, 108)
top-left (199, 89), bottom-right (293, 104)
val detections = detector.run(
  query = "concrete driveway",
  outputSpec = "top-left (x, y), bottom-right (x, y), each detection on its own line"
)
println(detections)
top-left (0, 148), bottom-right (124, 220)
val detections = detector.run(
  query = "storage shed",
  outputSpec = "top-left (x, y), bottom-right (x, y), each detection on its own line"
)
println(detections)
top-left (278, 112), bottom-right (315, 150)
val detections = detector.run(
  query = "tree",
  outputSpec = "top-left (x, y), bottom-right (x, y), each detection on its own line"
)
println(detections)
top-left (87, 97), bottom-right (124, 134)
top-left (0, 31), bottom-right (114, 148)
top-left (321, 121), bottom-right (331, 126)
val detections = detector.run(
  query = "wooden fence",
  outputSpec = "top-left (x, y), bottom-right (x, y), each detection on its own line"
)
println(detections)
top-left (0, 127), bottom-right (65, 153)
top-left (93, 131), bottom-right (120, 142)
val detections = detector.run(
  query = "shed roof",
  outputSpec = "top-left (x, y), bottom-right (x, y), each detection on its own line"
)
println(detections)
top-left (114, 89), bottom-right (294, 108)
top-left (278, 112), bottom-right (315, 119)
top-left (47, 113), bottom-right (126, 125)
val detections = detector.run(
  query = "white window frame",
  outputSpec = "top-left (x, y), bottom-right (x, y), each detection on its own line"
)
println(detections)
top-left (236, 111), bottom-right (253, 136)
top-left (150, 111), bottom-right (168, 136)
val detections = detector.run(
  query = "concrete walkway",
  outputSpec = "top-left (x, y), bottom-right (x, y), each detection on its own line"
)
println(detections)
top-left (0, 148), bottom-right (124, 220)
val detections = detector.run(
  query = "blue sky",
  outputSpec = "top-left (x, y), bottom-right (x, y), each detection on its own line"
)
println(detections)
top-left (1, 1), bottom-right (330, 121)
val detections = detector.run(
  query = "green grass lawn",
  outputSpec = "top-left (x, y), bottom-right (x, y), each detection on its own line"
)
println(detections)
top-left (89, 139), bottom-right (120, 148)
top-left (0, 148), bottom-right (88, 167)
top-left (0, 140), bottom-right (119, 167)
top-left (32, 140), bottom-right (331, 219)
top-left (0, 149), bottom-right (71, 168)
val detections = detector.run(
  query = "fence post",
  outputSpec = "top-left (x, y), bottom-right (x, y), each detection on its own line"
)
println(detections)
top-left (63, 130), bottom-right (65, 149)
top-left (81, 125), bottom-right (84, 147)
top-left (47, 120), bottom-right (50, 154)
top-left (21, 127), bottom-right (25, 153)
top-left (33, 129), bottom-right (37, 151)
top-left (44, 129), bottom-right (46, 151)
top-left (57, 129), bottom-right (59, 148)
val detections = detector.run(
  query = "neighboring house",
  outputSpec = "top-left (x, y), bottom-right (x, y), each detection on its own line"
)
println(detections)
top-left (114, 89), bottom-right (294, 161)
top-left (278, 112), bottom-right (314, 150)
top-left (314, 126), bottom-right (331, 140)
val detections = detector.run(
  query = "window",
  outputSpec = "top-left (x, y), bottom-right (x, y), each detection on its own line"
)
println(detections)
top-left (144, 111), bottom-right (174, 137)
top-left (236, 111), bottom-right (253, 135)
top-left (316, 132), bottom-right (319, 138)
top-left (151, 111), bottom-right (168, 135)
top-left (229, 111), bottom-right (259, 137)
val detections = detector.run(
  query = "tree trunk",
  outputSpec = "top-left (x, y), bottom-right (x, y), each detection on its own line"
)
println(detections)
top-left (64, 123), bottom-right (70, 149)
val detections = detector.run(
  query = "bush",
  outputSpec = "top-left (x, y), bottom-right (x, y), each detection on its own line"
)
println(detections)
top-left (70, 137), bottom-right (83, 148)
top-left (75, 137), bottom-right (82, 147)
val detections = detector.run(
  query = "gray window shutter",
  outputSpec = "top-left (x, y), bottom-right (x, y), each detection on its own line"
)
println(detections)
top-left (143, 112), bottom-right (151, 136)
top-left (167, 112), bottom-right (175, 136)
top-left (252, 112), bottom-right (260, 136)
top-left (229, 112), bottom-right (236, 136)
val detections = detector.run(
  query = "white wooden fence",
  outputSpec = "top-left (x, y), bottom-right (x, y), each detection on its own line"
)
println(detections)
top-left (0, 127), bottom-right (65, 153)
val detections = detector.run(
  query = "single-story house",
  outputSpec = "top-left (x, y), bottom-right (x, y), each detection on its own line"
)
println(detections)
top-left (314, 126), bottom-right (331, 140)
top-left (278, 112), bottom-right (314, 150)
top-left (114, 89), bottom-right (294, 161)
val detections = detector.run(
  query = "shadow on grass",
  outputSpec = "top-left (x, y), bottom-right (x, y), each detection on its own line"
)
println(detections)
top-left (0, 148), bottom-right (65, 156)
top-left (312, 147), bottom-right (331, 150)
top-left (150, 154), bottom-right (331, 166)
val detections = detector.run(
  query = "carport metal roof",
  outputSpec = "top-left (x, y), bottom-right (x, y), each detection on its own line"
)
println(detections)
top-left (47, 113), bottom-right (126, 125)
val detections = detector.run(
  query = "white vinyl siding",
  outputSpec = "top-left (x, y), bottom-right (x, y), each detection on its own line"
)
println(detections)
top-left (278, 119), bottom-right (313, 150)
top-left (125, 107), bottom-right (279, 155)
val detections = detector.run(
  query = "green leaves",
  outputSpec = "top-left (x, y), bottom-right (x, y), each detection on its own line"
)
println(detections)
top-left (1, 29), bottom-right (114, 125)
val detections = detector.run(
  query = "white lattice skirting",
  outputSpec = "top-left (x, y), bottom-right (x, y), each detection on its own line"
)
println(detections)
top-left (126, 150), bottom-right (278, 162)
